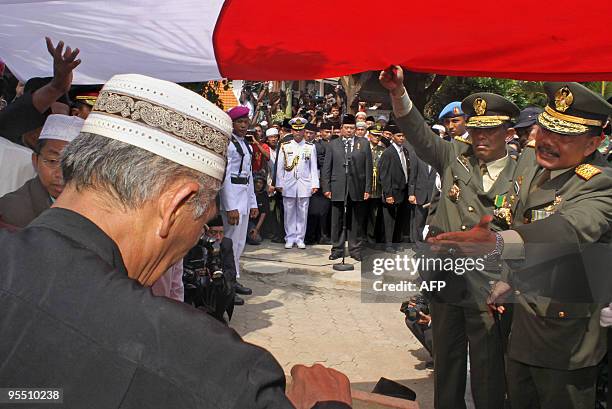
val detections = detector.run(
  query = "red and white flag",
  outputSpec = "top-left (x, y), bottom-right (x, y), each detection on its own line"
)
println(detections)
top-left (1, 0), bottom-right (611, 84)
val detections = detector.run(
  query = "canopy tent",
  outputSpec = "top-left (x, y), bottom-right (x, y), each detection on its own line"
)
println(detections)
top-left (1, 0), bottom-right (611, 84)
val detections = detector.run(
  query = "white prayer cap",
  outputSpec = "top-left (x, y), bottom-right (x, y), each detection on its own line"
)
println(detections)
top-left (355, 121), bottom-right (367, 129)
top-left (355, 111), bottom-right (367, 118)
top-left (260, 120), bottom-right (268, 128)
top-left (266, 128), bottom-right (279, 137)
top-left (81, 74), bottom-right (232, 181)
top-left (39, 114), bottom-right (84, 143)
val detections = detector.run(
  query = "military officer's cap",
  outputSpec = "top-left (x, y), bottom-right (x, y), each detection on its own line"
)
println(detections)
top-left (289, 117), bottom-right (307, 130)
top-left (537, 82), bottom-right (612, 136)
top-left (342, 114), bottom-right (356, 125)
top-left (368, 124), bottom-right (384, 136)
top-left (69, 84), bottom-right (102, 107)
top-left (462, 93), bottom-right (520, 129)
top-left (438, 101), bottom-right (464, 120)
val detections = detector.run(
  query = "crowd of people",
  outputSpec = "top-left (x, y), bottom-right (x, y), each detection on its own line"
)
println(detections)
top-left (1, 36), bottom-right (612, 409)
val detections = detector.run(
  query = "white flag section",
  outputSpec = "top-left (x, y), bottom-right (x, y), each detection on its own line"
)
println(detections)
top-left (0, 0), bottom-right (225, 84)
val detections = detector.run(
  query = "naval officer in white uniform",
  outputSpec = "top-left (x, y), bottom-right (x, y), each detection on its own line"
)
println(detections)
top-left (276, 117), bottom-right (319, 249)
top-left (219, 106), bottom-right (257, 296)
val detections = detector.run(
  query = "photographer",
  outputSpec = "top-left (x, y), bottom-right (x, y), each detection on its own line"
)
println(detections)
top-left (401, 295), bottom-right (432, 359)
top-left (248, 127), bottom-right (271, 176)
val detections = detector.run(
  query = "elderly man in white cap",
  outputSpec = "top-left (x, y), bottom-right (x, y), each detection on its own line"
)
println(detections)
top-left (0, 61), bottom-right (351, 407)
top-left (0, 114), bottom-right (83, 227)
top-left (277, 117), bottom-right (319, 249)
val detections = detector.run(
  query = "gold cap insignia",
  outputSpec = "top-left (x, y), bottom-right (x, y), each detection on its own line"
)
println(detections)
top-left (575, 164), bottom-right (601, 180)
top-left (453, 107), bottom-right (460, 115)
top-left (474, 98), bottom-right (487, 115)
top-left (554, 87), bottom-right (573, 113)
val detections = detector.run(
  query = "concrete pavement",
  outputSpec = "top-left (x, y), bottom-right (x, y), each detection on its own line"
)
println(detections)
top-left (230, 241), bottom-right (434, 409)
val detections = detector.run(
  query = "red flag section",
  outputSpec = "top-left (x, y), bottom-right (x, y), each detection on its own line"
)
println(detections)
top-left (214, 0), bottom-right (612, 81)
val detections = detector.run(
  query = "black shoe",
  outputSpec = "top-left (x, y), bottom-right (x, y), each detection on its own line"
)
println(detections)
top-left (351, 254), bottom-right (362, 262)
top-left (328, 252), bottom-right (343, 260)
top-left (385, 246), bottom-right (396, 253)
top-left (234, 295), bottom-right (245, 306)
top-left (235, 282), bottom-right (253, 295)
top-left (425, 360), bottom-right (434, 370)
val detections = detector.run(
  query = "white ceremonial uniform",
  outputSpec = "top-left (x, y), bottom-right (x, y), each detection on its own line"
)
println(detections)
top-left (219, 132), bottom-right (257, 278)
top-left (276, 139), bottom-right (319, 245)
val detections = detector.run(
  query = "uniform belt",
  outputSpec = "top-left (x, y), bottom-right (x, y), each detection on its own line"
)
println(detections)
top-left (230, 176), bottom-right (249, 185)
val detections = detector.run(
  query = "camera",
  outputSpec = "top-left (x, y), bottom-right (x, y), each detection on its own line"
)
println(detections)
top-left (400, 294), bottom-right (430, 322)
top-left (183, 235), bottom-right (234, 322)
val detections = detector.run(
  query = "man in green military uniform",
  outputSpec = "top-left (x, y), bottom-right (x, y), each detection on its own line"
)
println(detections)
top-left (432, 82), bottom-right (612, 409)
top-left (380, 66), bottom-right (519, 409)
top-left (366, 124), bottom-right (386, 243)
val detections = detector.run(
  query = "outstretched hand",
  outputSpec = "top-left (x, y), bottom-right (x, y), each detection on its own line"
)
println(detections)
top-left (45, 37), bottom-right (81, 94)
top-left (427, 215), bottom-right (497, 256)
top-left (286, 364), bottom-right (352, 409)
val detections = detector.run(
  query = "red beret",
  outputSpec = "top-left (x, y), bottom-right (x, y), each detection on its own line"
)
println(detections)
top-left (227, 106), bottom-right (250, 121)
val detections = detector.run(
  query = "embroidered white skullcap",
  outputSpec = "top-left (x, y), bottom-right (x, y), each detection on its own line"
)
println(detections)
top-left (355, 121), bottom-right (367, 129)
top-left (81, 74), bottom-right (231, 181)
top-left (39, 114), bottom-right (84, 143)
top-left (355, 111), bottom-right (367, 118)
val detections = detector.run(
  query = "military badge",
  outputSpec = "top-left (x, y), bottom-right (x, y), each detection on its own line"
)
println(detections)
top-left (474, 98), bottom-right (487, 115)
top-left (575, 163), bottom-right (601, 180)
top-left (493, 194), bottom-right (512, 225)
top-left (554, 86), bottom-right (573, 113)
top-left (448, 183), bottom-right (461, 202)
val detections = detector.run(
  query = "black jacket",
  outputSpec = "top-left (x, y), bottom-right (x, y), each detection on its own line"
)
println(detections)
top-left (378, 144), bottom-right (416, 204)
top-left (0, 208), bottom-right (294, 409)
top-left (321, 136), bottom-right (372, 202)
top-left (0, 92), bottom-right (46, 145)
top-left (410, 154), bottom-right (438, 206)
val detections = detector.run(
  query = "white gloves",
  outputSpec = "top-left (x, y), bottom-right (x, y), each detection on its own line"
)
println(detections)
top-left (600, 303), bottom-right (612, 327)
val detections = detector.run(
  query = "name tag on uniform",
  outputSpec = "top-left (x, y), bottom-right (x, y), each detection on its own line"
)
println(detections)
top-left (531, 209), bottom-right (554, 221)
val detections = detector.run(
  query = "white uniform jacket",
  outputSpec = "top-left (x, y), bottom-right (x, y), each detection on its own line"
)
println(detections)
top-left (220, 133), bottom-right (257, 215)
top-left (276, 139), bottom-right (319, 198)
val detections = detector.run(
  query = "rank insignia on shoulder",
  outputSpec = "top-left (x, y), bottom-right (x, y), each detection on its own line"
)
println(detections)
top-left (454, 135), bottom-right (472, 145)
top-left (575, 164), bottom-right (601, 180)
top-left (526, 139), bottom-right (536, 148)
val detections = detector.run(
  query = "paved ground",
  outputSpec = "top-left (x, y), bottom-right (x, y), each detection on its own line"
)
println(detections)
top-left (230, 241), bottom-right (434, 409)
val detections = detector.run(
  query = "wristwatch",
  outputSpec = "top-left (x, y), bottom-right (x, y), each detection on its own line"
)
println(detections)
top-left (483, 232), bottom-right (504, 262)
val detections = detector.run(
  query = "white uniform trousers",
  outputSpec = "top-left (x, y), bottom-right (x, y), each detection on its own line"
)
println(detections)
top-left (283, 197), bottom-right (309, 245)
top-left (221, 211), bottom-right (249, 279)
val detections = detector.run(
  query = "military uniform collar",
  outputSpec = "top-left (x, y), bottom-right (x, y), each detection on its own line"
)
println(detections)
top-left (480, 153), bottom-right (509, 181)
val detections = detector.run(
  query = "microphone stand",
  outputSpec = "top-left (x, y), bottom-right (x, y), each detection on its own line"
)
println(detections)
top-left (334, 140), bottom-right (354, 272)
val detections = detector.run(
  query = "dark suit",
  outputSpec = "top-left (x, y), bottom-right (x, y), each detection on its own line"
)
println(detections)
top-left (306, 139), bottom-right (331, 244)
top-left (0, 176), bottom-right (51, 228)
top-left (378, 143), bottom-right (416, 245)
top-left (409, 154), bottom-right (438, 242)
top-left (321, 136), bottom-right (372, 257)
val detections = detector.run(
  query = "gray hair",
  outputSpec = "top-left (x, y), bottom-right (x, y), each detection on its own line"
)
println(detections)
top-left (61, 132), bottom-right (220, 218)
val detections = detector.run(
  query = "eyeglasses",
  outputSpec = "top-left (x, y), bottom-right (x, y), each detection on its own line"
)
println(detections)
top-left (39, 155), bottom-right (62, 169)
